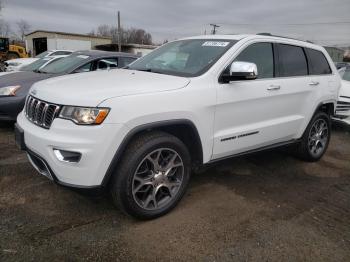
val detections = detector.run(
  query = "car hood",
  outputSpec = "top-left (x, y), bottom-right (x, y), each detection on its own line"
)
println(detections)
top-left (0, 71), bottom-right (54, 97)
top-left (30, 69), bottom-right (191, 106)
top-left (339, 80), bottom-right (350, 97)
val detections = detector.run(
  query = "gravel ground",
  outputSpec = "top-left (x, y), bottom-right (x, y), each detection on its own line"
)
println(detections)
top-left (0, 122), bottom-right (349, 262)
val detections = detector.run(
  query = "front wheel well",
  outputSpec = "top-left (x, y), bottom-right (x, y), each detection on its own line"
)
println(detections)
top-left (102, 120), bottom-right (203, 187)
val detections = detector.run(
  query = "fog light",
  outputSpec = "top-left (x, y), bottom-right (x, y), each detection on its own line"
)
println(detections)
top-left (53, 149), bottom-right (81, 163)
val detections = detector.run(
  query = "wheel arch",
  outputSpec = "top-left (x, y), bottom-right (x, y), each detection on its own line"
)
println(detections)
top-left (6, 51), bottom-right (20, 59)
top-left (101, 119), bottom-right (204, 187)
top-left (317, 101), bottom-right (335, 116)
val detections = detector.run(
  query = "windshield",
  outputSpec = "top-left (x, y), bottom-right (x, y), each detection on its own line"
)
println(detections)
top-left (128, 39), bottom-right (236, 77)
top-left (36, 51), bottom-right (50, 58)
top-left (21, 57), bottom-right (53, 72)
top-left (40, 54), bottom-right (91, 74)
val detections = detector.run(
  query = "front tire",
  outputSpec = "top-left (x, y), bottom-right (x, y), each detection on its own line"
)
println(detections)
top-left (110, 131), bottom-right (191, 219)
top-left (6, 52), bottom-right (20, 60)
top-left (295, 111), bottom-right (331, 162)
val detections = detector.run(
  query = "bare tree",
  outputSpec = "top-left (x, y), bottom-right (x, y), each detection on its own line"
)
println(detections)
top-left (96, 24), bottom-right (112, 37)
top-left (17, 19), bottom-right (31, 41)
top-left (0, 20), bottom-right (10, 37)
top-left (89, 24), bottom-right (153, 45)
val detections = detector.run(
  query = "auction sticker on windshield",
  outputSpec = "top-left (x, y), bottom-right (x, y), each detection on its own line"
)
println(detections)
top-left (202, 41), bottom-right (230, 47)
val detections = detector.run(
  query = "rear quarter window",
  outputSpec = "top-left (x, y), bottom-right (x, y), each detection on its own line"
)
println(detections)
top-left (278, 44), bottom-right (308, 77)
top-left (306, 48), bottom-right (332, 75)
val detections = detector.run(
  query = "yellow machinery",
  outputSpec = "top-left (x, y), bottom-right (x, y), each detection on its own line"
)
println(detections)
top-left (0, 37), bottom-right (29, 61)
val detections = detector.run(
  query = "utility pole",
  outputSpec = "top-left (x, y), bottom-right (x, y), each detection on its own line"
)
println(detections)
top-left (117, 11), bottom-right (121, 52)
top-left (210, 24), bottom-right (220, 35)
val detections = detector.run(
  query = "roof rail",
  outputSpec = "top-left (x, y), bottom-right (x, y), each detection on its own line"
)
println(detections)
top-left (256, 33), bottom-right (313, 43)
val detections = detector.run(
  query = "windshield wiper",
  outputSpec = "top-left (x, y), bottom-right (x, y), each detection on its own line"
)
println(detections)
top-left (135, 68), bottom-right (164, 74)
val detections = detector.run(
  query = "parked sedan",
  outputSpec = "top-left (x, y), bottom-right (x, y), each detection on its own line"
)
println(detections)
top-left (4, 58), bottom-right (39, 72)
top-left (5, 50), bottom-right (73, 72)
top-left (0, 51), bottom-right (138, 121)
top-left (333, 66), bottom-right (350, 125)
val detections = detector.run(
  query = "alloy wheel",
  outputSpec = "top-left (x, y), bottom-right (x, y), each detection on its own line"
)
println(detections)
top-left (308, 118), bottom-right (329, 158)
top-left (132, 148), bottom-right (184, 210)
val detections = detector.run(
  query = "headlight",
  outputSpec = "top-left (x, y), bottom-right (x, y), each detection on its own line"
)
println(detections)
top-left (59, 106), bottom-right (110, 125)
top-left (0, 85), bottom-right (21, 96)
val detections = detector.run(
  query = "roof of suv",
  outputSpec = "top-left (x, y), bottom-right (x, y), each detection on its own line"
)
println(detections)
top-left (71, 50), bottom-right (139, 58)
top-left (182, 34), bottom-right (323, 50)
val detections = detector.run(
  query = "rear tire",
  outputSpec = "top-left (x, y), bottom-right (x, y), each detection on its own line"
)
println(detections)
top-left (110, 131), bottom-right (191, 219)
top-left (295, 111), bottom-right (331, 162)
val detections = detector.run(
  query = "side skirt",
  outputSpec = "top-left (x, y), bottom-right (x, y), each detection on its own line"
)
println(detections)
top-left (206, 139), bottom-right (300, 165)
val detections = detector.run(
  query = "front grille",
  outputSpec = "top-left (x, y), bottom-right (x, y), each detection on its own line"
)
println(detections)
top-left (25, 96), bottom-right (60, 129)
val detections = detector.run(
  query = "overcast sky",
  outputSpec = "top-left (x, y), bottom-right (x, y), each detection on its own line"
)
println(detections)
top-left (2, 0), bottom-right (350, 46)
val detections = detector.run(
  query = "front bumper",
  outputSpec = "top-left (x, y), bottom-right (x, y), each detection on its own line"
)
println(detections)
top-left (17, 112), bottom-right (129, 188)
top-left (0, 96), bottom-right (25, 121)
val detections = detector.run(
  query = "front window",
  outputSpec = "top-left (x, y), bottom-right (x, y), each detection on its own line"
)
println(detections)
top-left (128, 39), bottom-right (236, 77)
top-left (233, 42), bottom-right (274, 79)
top-left (40, 54), bottom-right (91, 74)
top-left (0, 38), bottom-right (9, 52)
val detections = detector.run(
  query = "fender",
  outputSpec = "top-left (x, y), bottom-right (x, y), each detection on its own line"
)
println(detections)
top-left (101, 119), bottom-right (203, 187)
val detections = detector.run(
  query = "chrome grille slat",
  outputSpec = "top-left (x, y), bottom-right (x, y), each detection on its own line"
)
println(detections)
top-left (24, 96), bottom-right (60, 129)
top-left (29, 97), bottom-right (36, 120)
top-left (34, 101), bottom-right (41, 123)
top-left (41, 104), bottom-right (49, 125)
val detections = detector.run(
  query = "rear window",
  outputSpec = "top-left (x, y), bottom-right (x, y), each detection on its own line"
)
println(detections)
top-left (278, 44), bottom-right (308, 77)
top-left (306, 48), bottom-right (332, 75)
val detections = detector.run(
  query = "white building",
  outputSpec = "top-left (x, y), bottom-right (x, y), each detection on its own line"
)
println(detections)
top-left (25, 30), bottom-right (112, 56)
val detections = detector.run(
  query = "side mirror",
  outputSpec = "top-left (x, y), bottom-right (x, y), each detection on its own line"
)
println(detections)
top-left (221, 61), bottom-right (258, 83)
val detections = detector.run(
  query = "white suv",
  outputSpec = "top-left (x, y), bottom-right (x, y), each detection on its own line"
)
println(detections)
top-left (15, 34), bottom-right (341, 219)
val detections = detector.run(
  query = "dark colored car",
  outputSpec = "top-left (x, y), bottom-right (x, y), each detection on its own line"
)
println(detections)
top-left (335, 62), bottom-right (350, 70)
top-left (0, 51), bottom-right (138, 121)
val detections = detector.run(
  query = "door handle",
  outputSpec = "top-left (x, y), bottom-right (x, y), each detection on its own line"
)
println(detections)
top-left (267, 85), bottom-right (281, 91)
top-left (309, 81), bottom-right (320, 86)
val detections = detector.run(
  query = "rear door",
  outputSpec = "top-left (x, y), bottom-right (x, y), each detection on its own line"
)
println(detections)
top-left (275, 44), bottom-right (322, 136)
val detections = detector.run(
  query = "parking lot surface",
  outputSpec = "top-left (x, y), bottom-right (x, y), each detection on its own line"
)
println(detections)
top-left (1, 122), bottom-right (349, 261)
